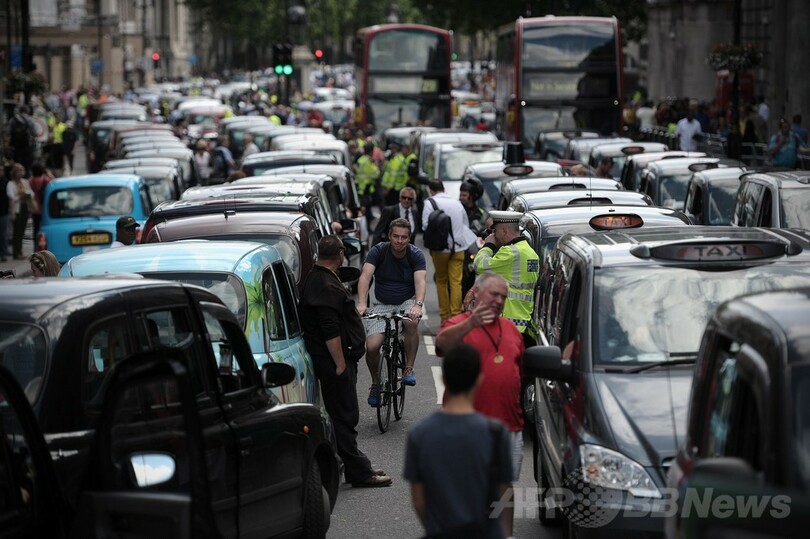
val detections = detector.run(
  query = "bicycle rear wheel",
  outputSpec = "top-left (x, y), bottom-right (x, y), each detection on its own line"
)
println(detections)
top-left (376, 351), bottom-right (392, 433)
top-left (393, 341), bottom-right (406, 421)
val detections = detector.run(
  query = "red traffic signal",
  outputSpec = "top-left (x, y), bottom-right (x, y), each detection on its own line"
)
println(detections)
top-left (314, 49), bottom-right (324, 59)
top-left (151, 52), bottom-right (161, 61)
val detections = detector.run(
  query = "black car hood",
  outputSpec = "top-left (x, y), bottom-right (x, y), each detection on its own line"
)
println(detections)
top-left (593, 369), bottom-right (692, 468)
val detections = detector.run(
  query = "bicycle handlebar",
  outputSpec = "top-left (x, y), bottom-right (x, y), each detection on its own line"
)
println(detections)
top-left (362, 311), bottom-right (411, 322)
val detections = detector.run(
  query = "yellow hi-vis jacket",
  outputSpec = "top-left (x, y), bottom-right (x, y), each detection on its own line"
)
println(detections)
top-left (473, 237), bottom-right (540, 337)
top-left (355, 154), bottom-right (380, 196)
top-left (381, 153), bottom-right (407, 191)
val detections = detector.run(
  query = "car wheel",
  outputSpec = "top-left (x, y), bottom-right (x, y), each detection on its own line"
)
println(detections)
top-left (302, 460), bottom-right (330, 538)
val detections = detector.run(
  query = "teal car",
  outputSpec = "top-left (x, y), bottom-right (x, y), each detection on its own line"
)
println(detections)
top-left (59, 240), bottom-right (319, 405)
top-left (37, 174), bottom-right (154, 263)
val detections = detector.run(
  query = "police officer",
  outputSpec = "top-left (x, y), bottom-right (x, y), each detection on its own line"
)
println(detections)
top-left (355, 143), bottom-right (380, 228)
top-left (472, 210), bottom-right (539, 347)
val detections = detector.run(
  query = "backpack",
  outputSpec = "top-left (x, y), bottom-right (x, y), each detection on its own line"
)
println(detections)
top-left (212, 147), bottom-right (228, 177)
top-left (423, 198), bottom-right (455, 252)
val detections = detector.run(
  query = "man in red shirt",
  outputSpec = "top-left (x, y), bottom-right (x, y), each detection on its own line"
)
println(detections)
top-left (435, 271), bottom-right (524, 537)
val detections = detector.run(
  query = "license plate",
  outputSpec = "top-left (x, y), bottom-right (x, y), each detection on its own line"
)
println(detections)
top-left (70, 232), bottom-right (111, 246)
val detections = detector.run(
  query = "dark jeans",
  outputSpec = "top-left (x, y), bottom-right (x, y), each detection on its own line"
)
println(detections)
top-left (12, 207), bottom-right (29, 257)
top-left (316, 358), bottom-right (373, 483)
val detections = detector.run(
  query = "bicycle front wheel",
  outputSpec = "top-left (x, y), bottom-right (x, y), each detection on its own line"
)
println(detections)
top-left (376, 351), bottom-right (392, 433)
top-left (393, 341), bottom-right (406, 421)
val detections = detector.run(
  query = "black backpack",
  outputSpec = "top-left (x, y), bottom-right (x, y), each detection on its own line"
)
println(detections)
top-left (423, 198), bottom-right (455, 252)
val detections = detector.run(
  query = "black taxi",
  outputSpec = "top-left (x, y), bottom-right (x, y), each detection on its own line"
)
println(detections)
top-left (665, 287), bottom-right (810, 538)
top-left (524, 227), bottom-right (810, 537)
top-left (0, 279), bottom-right (338, 537)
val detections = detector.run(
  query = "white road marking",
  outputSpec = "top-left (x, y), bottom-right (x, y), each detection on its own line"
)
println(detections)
top-left (431, 366), bottom-right (445, 404)
top-left (423, 335), bottom-right (435, 356)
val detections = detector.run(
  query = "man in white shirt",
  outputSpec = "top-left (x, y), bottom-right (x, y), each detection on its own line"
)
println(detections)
top-left (241, 133), bottom-right (260, 162)
top-left (674, 107), bottom-right (703, 152)
top-left (422, 180), bottom-right (476, 321)
top-left (636, 101), bottom-right (656, 130)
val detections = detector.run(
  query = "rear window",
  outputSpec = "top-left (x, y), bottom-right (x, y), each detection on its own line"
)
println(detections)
top-left (140, 272), bottom-right (247, 328)
top-left (0, 323), bottom-right (47, 403)
top-left (48, 186), bottom-right (135, 218)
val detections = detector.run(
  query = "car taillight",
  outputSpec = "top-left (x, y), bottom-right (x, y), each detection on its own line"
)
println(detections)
top-left (36, 232), bottom-right (47, 251)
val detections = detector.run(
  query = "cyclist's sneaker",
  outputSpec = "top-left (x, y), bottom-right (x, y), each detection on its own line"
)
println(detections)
top-left (368, 384), bottom-right (380, 407)
top-left (402, 367), bottom-right (416, 386)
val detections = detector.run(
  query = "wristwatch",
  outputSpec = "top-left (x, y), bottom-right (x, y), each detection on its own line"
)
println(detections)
top-left (416, 301), bottom-right (424, 307)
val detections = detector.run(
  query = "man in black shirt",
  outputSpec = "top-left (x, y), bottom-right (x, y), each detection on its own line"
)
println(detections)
top-left (300, 235), bottom-right (392, 488)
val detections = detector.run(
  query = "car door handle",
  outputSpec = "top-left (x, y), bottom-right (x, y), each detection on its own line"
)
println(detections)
top-left (240, 437), bottom-right (253, 457)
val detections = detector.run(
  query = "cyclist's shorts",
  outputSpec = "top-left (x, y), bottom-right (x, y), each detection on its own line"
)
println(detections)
top-left (364, 298), bottom-right (417, 335)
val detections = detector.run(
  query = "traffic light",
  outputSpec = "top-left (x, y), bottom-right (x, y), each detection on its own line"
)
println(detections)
top-left (151, 51), bottom-right (161, 69)
top-left (273, 43), bottom-right (293, 75)
top-left (281, 44), bottom-right (293, 76)
top-left (314, 48), bottom-right (324, 61)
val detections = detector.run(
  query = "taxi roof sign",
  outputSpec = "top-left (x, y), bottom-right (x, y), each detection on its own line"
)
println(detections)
top-left (630, 239), bottom-right (802, 261)
top-left (503, 164), bottom-right (534, 176)
top-left (620, 145), bottom-right (647, 156)
top-left (688, 162), bottom-right (720, 172)
top-left (589, 214), bottom-right (643, 230)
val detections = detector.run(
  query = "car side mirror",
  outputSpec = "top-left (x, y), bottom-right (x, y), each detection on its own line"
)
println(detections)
top-left (130, 452), bottom-right (177, 487)
top-left (342, 237), bottom-right (361, 256)
top-left (261, 362), bottom-right (296, 388)
top-left (340, 218), bottom-right (357, 232)
top-left (523, 345), bottom-right (573, 382)
top-left (338, 266), bottom-right (361, 283)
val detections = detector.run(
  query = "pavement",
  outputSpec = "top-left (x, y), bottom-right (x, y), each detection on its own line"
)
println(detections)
top-left (1, 141), bottom-right (88, 279)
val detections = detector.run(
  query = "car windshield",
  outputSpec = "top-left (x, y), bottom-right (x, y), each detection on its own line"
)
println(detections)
top-left (212, 234), bottom-right (300, 281)
top-left (781, 189), bottom-right (810, 229)
top-left (593, 264), bottom-right (810, 366)
top-left (0, 323), bottom-right (47, 403)
top-left (657, 173), bottom-right (691, 208)
top-left (439, 148), bottom-right (502, 182)
top-left (49, 186), bottom-right (135, 217)
top-left (708, 183), bottom-right (739, 225)
top-left (140, 176), bottom-right (174, 204)
top-left (140, 272), bottom-right (247, 328)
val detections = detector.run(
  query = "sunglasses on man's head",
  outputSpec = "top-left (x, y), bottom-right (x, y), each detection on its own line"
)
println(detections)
top-left (400, 195), bottom-right (414, 201)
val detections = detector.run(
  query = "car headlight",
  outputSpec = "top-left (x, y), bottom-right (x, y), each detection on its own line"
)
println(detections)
top-left (580, 444), bottom-right (661, 498)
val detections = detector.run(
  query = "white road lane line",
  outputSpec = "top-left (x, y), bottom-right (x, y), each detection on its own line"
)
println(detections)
top-left (431, 366), bottom-right (445, 404)
top-left (423, 335), bottom-right (435, 356)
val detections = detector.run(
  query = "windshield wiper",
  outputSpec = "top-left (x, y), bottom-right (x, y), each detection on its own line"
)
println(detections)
top-left (625, 357), bottom-right (697, 374)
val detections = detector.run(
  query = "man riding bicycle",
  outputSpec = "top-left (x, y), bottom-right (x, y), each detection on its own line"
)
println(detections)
top-left (357, 218), bottom-right (427, 407)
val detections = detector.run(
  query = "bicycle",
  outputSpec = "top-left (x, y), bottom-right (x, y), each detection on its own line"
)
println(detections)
top-left (362, 311), bottom-right (409, 433)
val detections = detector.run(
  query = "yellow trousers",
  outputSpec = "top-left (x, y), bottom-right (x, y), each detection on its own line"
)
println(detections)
top-left (430, 250), bottom-right (465, 321)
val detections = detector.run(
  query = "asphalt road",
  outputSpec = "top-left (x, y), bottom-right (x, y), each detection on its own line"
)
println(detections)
top-left (327, 239), bottom-right (561, 539)
top-left (1, 140), bottom-right (559, 538)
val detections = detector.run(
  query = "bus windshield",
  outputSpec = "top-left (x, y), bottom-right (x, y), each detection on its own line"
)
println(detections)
top-left (368, 30), bottom-right (449, 72)
top-left (522, 23), bottom-right (617, 68)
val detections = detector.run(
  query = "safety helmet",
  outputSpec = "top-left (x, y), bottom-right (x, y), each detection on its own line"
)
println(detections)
top-left (459, 176), bottom-right (484, 201)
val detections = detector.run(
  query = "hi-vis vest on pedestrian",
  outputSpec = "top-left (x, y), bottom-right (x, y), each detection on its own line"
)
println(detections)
top-left (381, 153), bottom-right (407, 192)
top-left (355, 154), bottom-right (380, 196)
top-left (473, 237), bottom-right (539, 338)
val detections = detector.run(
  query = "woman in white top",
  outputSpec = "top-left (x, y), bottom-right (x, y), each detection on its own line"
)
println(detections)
top-left (193, 139), bottom-right (212, 184)
top-left (7, 163), bottom-right (33, 259)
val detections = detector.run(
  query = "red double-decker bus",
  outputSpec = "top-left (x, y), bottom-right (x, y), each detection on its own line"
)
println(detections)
top-left (496, 16), bottom-right (624, 155)
top-left (354, 24), bottom-right (453, 134)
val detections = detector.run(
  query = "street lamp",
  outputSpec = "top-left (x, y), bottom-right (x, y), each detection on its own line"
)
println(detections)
top-left (386, 0), bottom-right (400, 24)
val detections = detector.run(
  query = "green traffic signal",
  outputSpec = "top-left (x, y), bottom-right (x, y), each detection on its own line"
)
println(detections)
top-left (282, 65), bottom-right (293, 76)
top-left (275, 65), bottom-right (283, 74)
